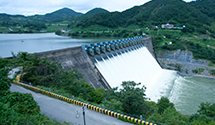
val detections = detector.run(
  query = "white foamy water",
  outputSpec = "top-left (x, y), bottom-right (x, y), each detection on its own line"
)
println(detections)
top-left (95, 46), bottom-right (178, 102)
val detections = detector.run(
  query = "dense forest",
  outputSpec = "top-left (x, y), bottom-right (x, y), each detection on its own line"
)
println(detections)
top-left (75, 0), bottom-right (214, 35)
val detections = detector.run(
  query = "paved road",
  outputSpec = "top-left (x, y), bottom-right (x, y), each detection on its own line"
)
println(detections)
top-left (10, 84), bottom-right (133, 125)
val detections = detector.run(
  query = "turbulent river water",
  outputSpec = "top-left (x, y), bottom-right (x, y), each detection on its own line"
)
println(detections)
top-left (1, 33), bottom-right (215, 115)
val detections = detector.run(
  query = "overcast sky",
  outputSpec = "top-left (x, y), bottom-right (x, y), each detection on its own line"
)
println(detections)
top-left (0, 0), bottom-right (195, 16)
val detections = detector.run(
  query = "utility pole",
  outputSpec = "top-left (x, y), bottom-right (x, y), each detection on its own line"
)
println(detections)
top-left (83, 106), bottom-right (86, 125)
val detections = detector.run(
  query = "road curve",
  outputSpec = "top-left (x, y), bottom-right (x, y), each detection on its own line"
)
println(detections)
top-left (10, 83), bottom-right (133, 125)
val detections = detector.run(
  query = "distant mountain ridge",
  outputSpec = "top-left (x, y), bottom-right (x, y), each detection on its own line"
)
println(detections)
top-left (29, 7), bottom-right (83, 22)
top-left (84, 8), bottom-right (109, 17)
top-left (0, 7), bottom-right (108, 24)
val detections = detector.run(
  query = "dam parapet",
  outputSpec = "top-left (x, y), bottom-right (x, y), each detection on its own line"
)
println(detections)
top-left (84, 36), bottom-right (154, 61)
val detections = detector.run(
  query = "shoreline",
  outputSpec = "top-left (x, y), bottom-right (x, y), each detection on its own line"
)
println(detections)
top-left (162, 66), bottom-right (215, 79)
top-left (156, 49), bottom-right (215, 80)
top-left (177, 72), bottom-right (215, 80)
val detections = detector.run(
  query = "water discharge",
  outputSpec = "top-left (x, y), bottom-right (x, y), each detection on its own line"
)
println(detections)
top-left (95, 46), bottom-right (177, 102)
top-left (94, 45), bottom-right (215, 115)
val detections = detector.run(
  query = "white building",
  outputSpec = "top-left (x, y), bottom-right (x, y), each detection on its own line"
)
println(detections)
top-left (161, 23), bottom-right (174, 29)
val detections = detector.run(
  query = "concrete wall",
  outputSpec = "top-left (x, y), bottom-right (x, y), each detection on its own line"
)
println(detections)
top-left (142, 36), bottom-right (155, 58)
top-left (36, 46), bottom-right (110, 89)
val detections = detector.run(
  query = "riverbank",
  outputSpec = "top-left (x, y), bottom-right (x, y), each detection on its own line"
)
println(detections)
top-left (156, 49), bottom-right (215, 79)
top-left (177, 72), bottom-right (215, 80)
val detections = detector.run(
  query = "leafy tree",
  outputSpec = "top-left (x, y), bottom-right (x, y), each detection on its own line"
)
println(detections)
top-left (198, 102), bottom-right (215, 118)
top-left (55, 30), bottom-right (62, 35)
top-left (0, 58), bottom-right (11, 68)
top-left (149, 107), bottom-right (187, 125)
top-left (91, 88), bottom-right (105, 104)
top-left (118, 81), bottom-right (153, 116)
top-left (103, 99), bottom-right (123, 111)
top-left (157, 97), bottom-right (174, 114)
top-left (0, 91), bottom-right (63, 124)
top-left (0, 67), bottom-right (11, 91)
top-left (189, 114), bottom-right (213, 124)
top-left (189, 120), bottom-right (215, 125)
top-left (0, 91), bottom-right (40, 114)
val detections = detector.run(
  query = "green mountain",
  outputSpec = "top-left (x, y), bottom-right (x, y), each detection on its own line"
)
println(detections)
top-left (0, 7), bottom-right (83, 24)
top-left (189, 0), bottom-right (215, 20)
top-left (76, 0), bottom-right (214, 34)
top-left (66, 8), bottom-right (109, 27)
top-left (84, 8), bottom-right (109, 17)
top-left (0, 14), bottom-right (26, 24)
top-left (28, 7), bottom-right (83, 23)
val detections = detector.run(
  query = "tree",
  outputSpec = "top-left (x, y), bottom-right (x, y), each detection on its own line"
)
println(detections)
top-left (0, 67), bottom-right (11, 91)
top-left (0, 58), bottom-right (11, 68)
top-left (55, 30), bottom-right (62, 35)
top-left (157, 97), bottom-right (174, 114)
top-left (103, 99), bottom-right (123, 111)
top-left (197, 102), bottom-right (215, 118)
top-left (119, 81), bottom-right (153, 116)
top-left (149, 107), bottom-right (188, 125)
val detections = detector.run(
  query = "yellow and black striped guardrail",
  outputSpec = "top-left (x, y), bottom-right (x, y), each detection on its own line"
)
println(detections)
top-left (13, 74), bottom-right (157, 125)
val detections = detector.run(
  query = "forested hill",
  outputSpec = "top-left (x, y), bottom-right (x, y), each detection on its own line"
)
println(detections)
top-left (28, 7), bottom-right (83, 23)
top-left (84, 8), bottom-right (109, 17)
top-left (189, 0), bottom-right (215, 20)
top-left (0, 7), bottom-right (110, 25)
top-left (76, 0), bottom-right (214, 33)
top-left (0, 7), bottom-right (83, 24)
top-left (66, 8), bottom-right (110, 26)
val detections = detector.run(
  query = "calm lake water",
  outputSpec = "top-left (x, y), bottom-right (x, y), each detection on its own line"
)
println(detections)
top-left (1, 33), bottom-right (215, 115)
top-left (0, 33), bottom-right (114, 58)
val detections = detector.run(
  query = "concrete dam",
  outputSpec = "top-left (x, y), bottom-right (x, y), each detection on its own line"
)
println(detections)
top-left (37, 36), bottom-right (156, 90)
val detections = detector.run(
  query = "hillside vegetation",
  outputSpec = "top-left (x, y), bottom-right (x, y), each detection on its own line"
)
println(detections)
top-left (75, 0), bottom-right (214, 36)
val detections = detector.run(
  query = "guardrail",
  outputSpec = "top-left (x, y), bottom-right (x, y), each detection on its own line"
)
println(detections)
top-left (13, 74), bottom-right (157, 125)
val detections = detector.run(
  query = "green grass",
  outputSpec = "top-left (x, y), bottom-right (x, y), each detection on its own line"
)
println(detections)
top-left (192, 68), bottom-right (205, 74)
top-left (208, 62), bottom-right (215, 67)
top-left (0, 27), bottom-right (9, 33)
top-left (210, 70), bottom-right (215, 76)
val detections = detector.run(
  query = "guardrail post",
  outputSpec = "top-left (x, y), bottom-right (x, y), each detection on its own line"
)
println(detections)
top-left (83, 106), bottom-right (86, 125)
top-left (140, 115), bottom-right (142, 120)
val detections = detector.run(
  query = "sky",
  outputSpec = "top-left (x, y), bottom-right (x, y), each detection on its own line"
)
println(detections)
top-left (0, 0), bottom-right (195, 16)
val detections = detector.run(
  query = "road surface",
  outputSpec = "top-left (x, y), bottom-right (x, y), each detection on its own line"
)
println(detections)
top-left (10, 83), bottom-right (133, 125)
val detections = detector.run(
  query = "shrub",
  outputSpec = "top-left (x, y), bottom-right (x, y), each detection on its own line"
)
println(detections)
top-left (0, 67), bottom-right (11, 91)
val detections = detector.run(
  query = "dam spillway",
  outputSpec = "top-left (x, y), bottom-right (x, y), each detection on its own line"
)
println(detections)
top-left (83, 36), bottom-right (178, 102)
top-left (84, 36), bottom-right (161, 88)
top-left (37, 35), bottom-right (177, 102)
